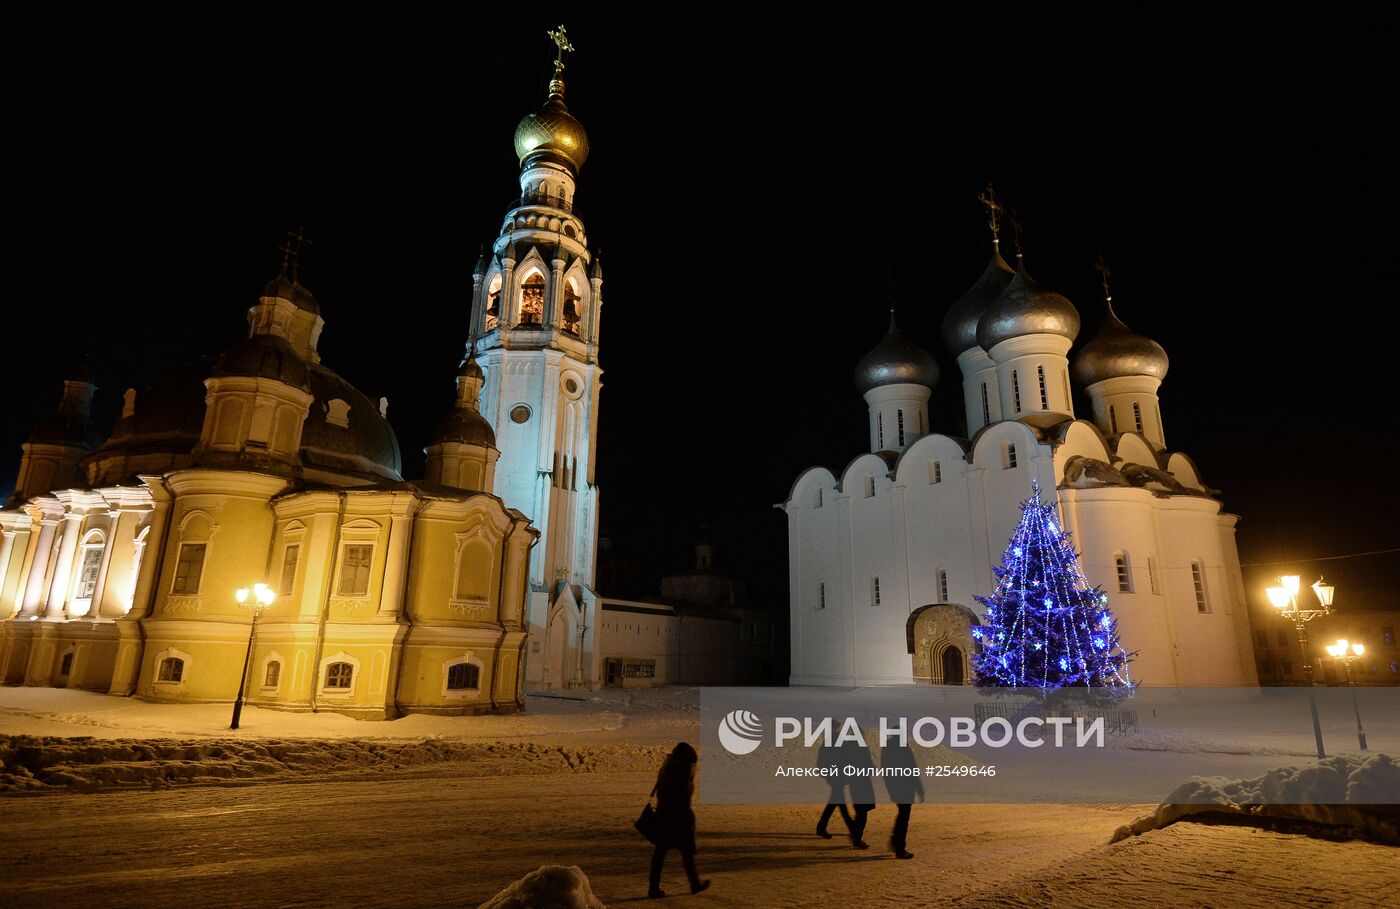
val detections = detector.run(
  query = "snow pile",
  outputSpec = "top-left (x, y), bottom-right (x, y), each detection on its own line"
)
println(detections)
top-left (478, 865), bottom-right (605, 909)
top-left (0, 734), bottom-right (668, 794)
top-left (1111, 752), bottom-right (1400, 845)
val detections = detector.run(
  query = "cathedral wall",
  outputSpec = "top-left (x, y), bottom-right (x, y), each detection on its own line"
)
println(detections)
top-left (1153, 497), bottom-right (1250, 685)
top-left (1060, 487), bottom-right (1177, 685)
top-left (788, 474), bottom-right (854, 685)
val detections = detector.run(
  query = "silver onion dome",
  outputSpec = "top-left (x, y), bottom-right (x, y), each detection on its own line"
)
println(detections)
top-left (976, 260), bottom-right (1081, 351)
top-left (1071, 303), bottom-right (1169, 386)
top-left (941, 246), bottom-right (1015, 355)
top-left (854, 311), bottom-right (940, 393)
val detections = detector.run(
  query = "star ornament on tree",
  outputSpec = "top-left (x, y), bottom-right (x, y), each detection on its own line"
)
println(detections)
top-left (970, 477), bottom-right (1136, 695)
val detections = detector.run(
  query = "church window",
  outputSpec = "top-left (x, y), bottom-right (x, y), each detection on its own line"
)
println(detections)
top-left (814, 487), bottom-right (823, 508)
top-left (485, 274), bottom-right (503, 331)
top-left (872, 577), bottom-right (881, 606)
top-left (510, 404), bottom-right (532, 424)
top-left (877, 413), bottom-right (884, 449)
top-left (1011, 371), bottom-right (1022, 413)
top-left (929, 460), bottom-right (941, 484)
top-left (865, 476), bottom-right (876, 497)
top-left (1148, 557), bottom-right (1160, 594)
top-left (158, 657), bottom-right (184, 683)
top-left (897, 410), bottom-right (905, 447)
top-left (280, 544), bottom-right (300, 597)
top-left (59, 652), bottom-right (74, 676)
top-left (1190, 561), bottom-right (1209, 612)
top-left (171, 543), bottom-right (206, 595)
top-left (519, 273), bottom-right (545, 325)
top-left (818, 582), bottom-right (826, 610)
top-left (1115, 553), bottom-right (1133, 593)
top-left (938, 569), bottom-right (949, 603)
top-left (325, 662), bottom-right (354, 689)
top-left (562, 279), bottom-right (582, 335)
top-left (75, 543), bottom-right (104, 599)
top-left (1062, 371), bottom-right (1071, 409)
top-left (1133, 402), bottom-right (1144, 433)
top-left (264, 661), bottom-right (281, 688)
top-left (980, 383), bottom-right (991, 426)
top-left (337, 544), bottom-right (373, 597)
top-left (447, 662), bottom-right (480, 690)
top-left (1004, 444), bottom-right (1017, 470)
top-left (1109, 405), bottom-right (1118, 434)
top-left (1037, 366), bottom-right (1049, 410)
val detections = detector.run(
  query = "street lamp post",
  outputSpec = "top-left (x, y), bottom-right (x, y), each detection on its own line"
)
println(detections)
top-left (1324, 638), bottom-right (1368, 751)
top-left (230, 583), bottom-right (276, 730)
top-left (1266, 575), bottom-right (1335, 760)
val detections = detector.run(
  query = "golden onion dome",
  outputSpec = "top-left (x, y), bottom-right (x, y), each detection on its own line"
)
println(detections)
top-left (513, 79), bottom-right (589, 173)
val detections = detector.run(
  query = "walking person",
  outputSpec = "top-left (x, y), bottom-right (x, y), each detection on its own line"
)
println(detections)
top-left (880, 742), bottom-right (923, 859)
top-left (815, 741), bottom-right (853, 838)
top-left (648, 742), bottom-right (711, 899)
top-left (838, 737), bottom-right (876, 849)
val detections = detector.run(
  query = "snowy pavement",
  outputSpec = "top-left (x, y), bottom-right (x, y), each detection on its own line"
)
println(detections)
top-left (1, 687), bottom-right (1397, 907)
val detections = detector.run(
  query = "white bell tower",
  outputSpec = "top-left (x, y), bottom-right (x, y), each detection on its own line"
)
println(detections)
top-left (468, 26), bottom-right (603, 689)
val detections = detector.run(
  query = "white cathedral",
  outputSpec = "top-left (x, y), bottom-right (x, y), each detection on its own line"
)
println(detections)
top-left (784, 228), bottom-right (1259, 688)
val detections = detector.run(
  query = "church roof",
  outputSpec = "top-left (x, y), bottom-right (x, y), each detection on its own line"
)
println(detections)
top-left (854, 311), bottom-right (940, 393)
top-left (976, 260), bottom-right (1080, 350)
top-left (941, 246), bottom-right (1015, 355)
top-left (1071, 302), bottom-right (1169, 386)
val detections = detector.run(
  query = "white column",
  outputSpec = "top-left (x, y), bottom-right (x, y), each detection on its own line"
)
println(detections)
top-left (47, 513), bottom-right (84, 618)
top-left (21, 512), bottom-right (61, 616)
top-left (0, 531), bottom-right (16, 611)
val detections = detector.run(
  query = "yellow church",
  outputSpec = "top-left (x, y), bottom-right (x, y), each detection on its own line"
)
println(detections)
top-left (0, 34), bottom-right (616, 718)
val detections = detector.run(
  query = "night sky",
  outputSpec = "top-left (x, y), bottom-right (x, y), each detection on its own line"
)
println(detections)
top-left (4, 8), bottom-right (1397, 613)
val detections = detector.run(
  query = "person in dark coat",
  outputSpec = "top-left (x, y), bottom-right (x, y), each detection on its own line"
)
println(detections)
top-left (815, 741), bottom-right (853, 838)
top-left (838, 737), bottom-right (876, 849)
top-left (648, 741), bottom-right (711, 899)
top-left (880, 743), bottom-right (923, 859)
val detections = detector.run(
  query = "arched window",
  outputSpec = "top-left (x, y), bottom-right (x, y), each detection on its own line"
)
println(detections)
top-left (447, 662), bottom-right (480, 690)
top-left (1037, 365), bottom-right (1049, 410)
top-left (263, 661), bottom-right (282, 688)
top-left (519, 273), bottom-right (545, 325)
top-left (325, 662), bottom-right (354, 689)
top-left (485, 274), bottom-right (503, 330)
top-left (897, 409), bottom-right (906, 447)
top-left (929, 460), bottom-right (941, 485)
top-left (171, 543), bottom-right (206, 595)
top-left (938, 569), bottom-right (949, 603)
top-left (1109, 405), bottom-right (1118, 434)
top-left (814, 487), bottom-right (823, 508)
top-left (280, 543), bottom-right (300, 597)
top-left (871, 577), bottom-right (881, 606)
top-left (1133, 402), bottom-right (1144, 433)
top-left (158, 657), bottom-right (184, 682)
top-left (1190, 561), bottom-right (1209, 612)
top-left (1115, 552), bottom-right (1133, 593)
top-left (980, 383), bottom-right (991, 426)
top-left (1004, 444), bottom-right (1017, 470)
top-left (865, 476), bottom-right (876, 497)
top-left (59, 651), bottom-right (74, 676)
top-left (561, 279), bottom-right (582, 335)
top-left (818, 582), bottom-right (826, 610)
top-left (1011, 370), bottom-right (1022, 413)
top-left (877, 412), bottom-right (884, 449)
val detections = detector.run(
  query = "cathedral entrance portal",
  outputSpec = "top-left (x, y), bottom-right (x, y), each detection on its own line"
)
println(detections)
top-left (907, 603), bottom-right (978, 686)
top-left (941, 645), bottom-right (965, 686)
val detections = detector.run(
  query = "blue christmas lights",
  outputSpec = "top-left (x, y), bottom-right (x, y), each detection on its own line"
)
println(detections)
top-left (971, 478), bottom-right (1135, 692)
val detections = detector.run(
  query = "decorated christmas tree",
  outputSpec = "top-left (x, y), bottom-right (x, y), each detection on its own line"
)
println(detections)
top-left (971, 477), bottom-right (1135, 693)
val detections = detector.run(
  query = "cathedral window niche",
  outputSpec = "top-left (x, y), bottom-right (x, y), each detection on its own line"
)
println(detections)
top-left (280, 543), bottom-right (300, 596)
top-left (1037, 366), bottom-right (1049, 410)
top-left (447, 661), bottom-right (481, 691)
top-left (519, 273), bottom-right (545, 326)
top-left (929, 460), bottom-right (942, 485)
top-left (1109, 405), bottom-right (1118, 434)
top-left (325, 662), bottom-right (354, 689)
top-left (818, 582), bottom-right (826, 609)
top-left (1115, 552), bottom-right (1133, 593)
top-left (158, 657), bottom-right (184, 683)
top-left (562, 279), bottom-right (582, 335)
top-left (337, 544), bottom-right (373, 597)
top-left (1190, 561), bottom-right (1210, 612)
top-left (865, 476), bottom-right (876, 497)
top-left (485, 274), bottom-right (503, 331)
top-left (938, 569), bottom-right (949, 603)
top-left (1004, 444), bottom-right (1017, 470)
top-left (1133, 402), bottom-right (1144, 433)
top-left (263, 661), bottom-right (282, 688)
top-left (872, 577), bottom-right (881, 606)
top-left (897, 409), bottom-right (906, 447)
top-left (171, 543), bottom-right (207, 595)
top-left (59, 651), bottom-right (74, 676)
top-left (877, 413), bottom-right (884, 449)
top-left (980, 383), bottom-right (991, 426)
top-left (74, 533), bottom-right (105, 600)
top-left (1011, 370), bottom-right (1022, 413)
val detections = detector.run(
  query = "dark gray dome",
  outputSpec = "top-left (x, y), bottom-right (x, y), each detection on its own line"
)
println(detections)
top-left (976, 262), bottom-right (1081, 350)
top-left (28, 411), bottom-right (104, 450)
top-left (941, 246), bottom-right (1014, 355)
top-left (854, 312), bottom-right (940, 393)
top-left (212, 335), bottom-right (312, 391)
top-left (302, 364), bottom-right (402, 480)
top-left (430, 410), bottom-right (496, 448)
top-left (1071, 303), bottom-right (1169, 386)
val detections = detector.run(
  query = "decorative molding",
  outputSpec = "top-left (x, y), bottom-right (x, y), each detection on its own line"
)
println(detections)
top-left (163, 596), bottom-right (202, 616)
top-left (447, 598), bottom-right (493, 619)
top-left (330, 597), bottom-right (370, 613)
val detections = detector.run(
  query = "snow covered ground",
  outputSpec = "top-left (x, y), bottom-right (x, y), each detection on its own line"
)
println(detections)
top-left (1, 687), bottom-right (1397, 908)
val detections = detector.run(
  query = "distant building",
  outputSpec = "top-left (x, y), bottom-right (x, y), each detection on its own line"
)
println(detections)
top-left (1251, 597), bottom-right (1399, 686)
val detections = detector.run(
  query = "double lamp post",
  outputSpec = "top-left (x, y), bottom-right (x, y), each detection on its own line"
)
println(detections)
top-left (230, 582), bottom-right (275, 730)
